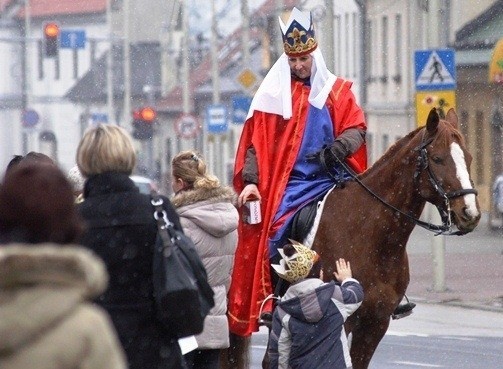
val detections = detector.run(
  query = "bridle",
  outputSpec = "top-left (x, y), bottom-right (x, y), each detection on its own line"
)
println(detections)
top-left (412, 135), bottom-right (478, 233)
top-left (326, 130), bottom-right (478, 236)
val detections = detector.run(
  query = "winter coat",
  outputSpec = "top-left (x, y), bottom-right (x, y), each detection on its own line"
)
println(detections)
top-left (78, 172), bottom-right (185, 369)
top-left (172, 185), bottom-right (238, 349)
top-left (268, 278), bottom-right (364, 369)
top-left (0, 243), bottom-right (127, 369)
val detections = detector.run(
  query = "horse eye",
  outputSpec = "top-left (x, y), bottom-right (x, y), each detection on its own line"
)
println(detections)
top-left (431, 156), bottom-right (442, 164)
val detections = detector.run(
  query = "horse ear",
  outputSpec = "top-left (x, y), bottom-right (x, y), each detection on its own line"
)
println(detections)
top-left (445, 108), bottom-right (459, 129)
top-left (426, 108), bottom-right (439, 133)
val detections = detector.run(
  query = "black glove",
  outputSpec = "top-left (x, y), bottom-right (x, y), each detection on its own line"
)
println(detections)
top-left (307, 141), bottom-right (348, 169)
top-left (329, 140), bottom-right (348, 161)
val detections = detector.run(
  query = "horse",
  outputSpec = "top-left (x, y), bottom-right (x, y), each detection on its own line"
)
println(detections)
top-left (221, 108), bottom-right (481, 369)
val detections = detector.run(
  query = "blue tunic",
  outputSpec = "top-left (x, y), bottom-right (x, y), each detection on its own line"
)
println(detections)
top-left (269, 103), bottom-right (349, 257)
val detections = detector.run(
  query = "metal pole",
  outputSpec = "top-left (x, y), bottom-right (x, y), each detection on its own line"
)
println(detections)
top-left (142, 85), bottom-right (155, 177)
top-left (241, 0), bottom-right (250, 68)
top-left (211, 0), bottom-right (222, 180)
top-left (122, 0), bottom-right (131, 128)
top-left (182, 0), bottom-right (190, 115)
top-left (428, 0), bottom-right (447, 292)
top-left (430, 204), bottom-right (447, 291)
top-left (23, 0), bottom-right (31, 109)
top-left (106, 0), bottom-right (114, 124)
top-left (274, 0), bottom-right (283, 58)
top-left (354, 0), bottom-right (367, 107)
top-left (22, 0), bottom-right (31, 154)
top-left (211, 0), bottom-right (220, 106)
top-left (232, 0), bottom-right (251, 165)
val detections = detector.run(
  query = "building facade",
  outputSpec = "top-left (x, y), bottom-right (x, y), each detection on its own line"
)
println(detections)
top-left (365, 0), bottom-right (499, 212)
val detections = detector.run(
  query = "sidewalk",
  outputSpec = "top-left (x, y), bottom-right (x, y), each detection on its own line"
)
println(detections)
top-left (405, 213), bottom-right (503, 312)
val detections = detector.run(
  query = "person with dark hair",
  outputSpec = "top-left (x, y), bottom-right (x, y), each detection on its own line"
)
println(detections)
top-left (0, 162), bottom-right (126, 369)
top-left (77, 124), bottom-right (186, 369)
top-left (5, 155), bottom-right (23, 173)
top-left (0, 162), bottom-right (82, 244)
top-left (268, 241), bottom-right (363, 369)
top-left (171, 151), bottom-right (238, 369)
top-left (4, 152), bottom-right (55, 177)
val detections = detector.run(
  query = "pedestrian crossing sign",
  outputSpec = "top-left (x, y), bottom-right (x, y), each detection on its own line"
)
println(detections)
top-left (415, 49), bottom-right (456, 91)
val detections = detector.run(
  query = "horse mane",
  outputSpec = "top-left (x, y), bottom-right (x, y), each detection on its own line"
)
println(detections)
top-left (360, 119), bottom-right (465, 179)
top-left (360, 127), bottom-right (422, 178)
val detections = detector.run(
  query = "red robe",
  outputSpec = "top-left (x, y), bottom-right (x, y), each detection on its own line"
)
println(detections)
top-left (228, 77), bottom-right (367, 336)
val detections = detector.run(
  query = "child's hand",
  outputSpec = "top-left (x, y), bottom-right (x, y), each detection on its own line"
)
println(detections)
top-left (333, 258), bottom-right (352, 283)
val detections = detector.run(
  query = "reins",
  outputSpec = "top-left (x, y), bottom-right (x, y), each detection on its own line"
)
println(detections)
top-left (324, 132), bottom-right (477, 236)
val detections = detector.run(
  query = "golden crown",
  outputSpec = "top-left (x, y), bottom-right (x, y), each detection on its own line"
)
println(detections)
top-left (272, 240), bottom-right (319, 283)
top-left (279, 8), bottom-right (318, 57)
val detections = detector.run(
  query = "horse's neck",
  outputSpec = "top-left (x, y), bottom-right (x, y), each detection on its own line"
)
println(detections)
top-left (362, 146), bottom-right (426, 230)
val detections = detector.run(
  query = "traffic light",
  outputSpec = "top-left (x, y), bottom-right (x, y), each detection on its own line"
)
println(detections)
top-left (132, 107), bottom-right (157, 140)
top-left (43, 23), bottom-right (59, 58)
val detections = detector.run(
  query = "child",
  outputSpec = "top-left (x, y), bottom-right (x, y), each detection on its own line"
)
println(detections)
top-left (268, 240), bottom-right (364, 369)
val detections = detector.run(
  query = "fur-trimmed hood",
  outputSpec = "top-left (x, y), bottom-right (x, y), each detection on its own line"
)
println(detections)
top-left (0, 244), bottom-right (108, 353)
top-left (171, 185), bottom-right (237, 209)
top-left (172, 186), bottom-right (238, 239)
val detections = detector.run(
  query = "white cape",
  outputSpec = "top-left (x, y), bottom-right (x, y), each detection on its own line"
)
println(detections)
top-left (246, 48), bottom-right (337, 120)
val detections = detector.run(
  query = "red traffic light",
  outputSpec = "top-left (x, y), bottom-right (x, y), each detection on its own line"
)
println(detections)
top-left (133, 107), bottom-right (156, 122)
top-left (44, 23), bottom-right (59, 38)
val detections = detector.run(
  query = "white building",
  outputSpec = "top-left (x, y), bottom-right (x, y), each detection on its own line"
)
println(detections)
top-left (365, 0), bottom-right (496, 163)
top-left (0, 0), bottom-right (178, 174)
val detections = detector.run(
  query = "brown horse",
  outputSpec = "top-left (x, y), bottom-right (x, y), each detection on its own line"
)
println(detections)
top-left (222, 108), bottom-right (481, 369)
top-left (311, 107), bottom-right (480, 368)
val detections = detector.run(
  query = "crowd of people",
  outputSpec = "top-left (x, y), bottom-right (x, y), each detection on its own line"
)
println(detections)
top-left (0, 7), bottom-right (423, 369)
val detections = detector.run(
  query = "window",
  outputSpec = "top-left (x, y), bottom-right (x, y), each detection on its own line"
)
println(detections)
top-left (345, 13), bottom-right (350, 77)
top-left (368, 20), bottom-right (373, 82)
top-left (394, 14), bottom-right (402, 83)
top-left (381, 15), bottom-right (388, 83)
top-left (382, 134), bottom-right (389, 153)
top-left (336, 15), bottom-right (341, 76)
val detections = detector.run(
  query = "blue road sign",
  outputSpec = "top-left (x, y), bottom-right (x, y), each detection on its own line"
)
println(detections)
top-left (60, 30), bottom-right (86, 49)
top-left (206, 104), bottom-right (228, 134)
top-left (91, 113), bottom-right (108, 125)
top-left (415, 48), bottom-right (456, 91)
top-left (232, 95), bottom-right (252, 124)
top-left (22, 109), bottom-right (39, 128)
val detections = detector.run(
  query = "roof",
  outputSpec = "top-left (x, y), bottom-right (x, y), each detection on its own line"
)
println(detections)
top-left (15, 0), bottom-right (106, 18)
top-left (0, 0), bottom-right (14, 12)
top-left (455, 0), bottom-right (503, 48)
top-left (65, 42), bottom-right (161, 103)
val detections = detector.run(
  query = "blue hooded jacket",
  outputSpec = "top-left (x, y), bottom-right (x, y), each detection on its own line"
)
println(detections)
top-left (268, 278), bottom-right (363, 369)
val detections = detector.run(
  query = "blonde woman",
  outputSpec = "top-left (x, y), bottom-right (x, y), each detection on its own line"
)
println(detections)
top-left (171, 151), bottom-right (239, 369)
top-left (76, 124), bottom-right (185, 369)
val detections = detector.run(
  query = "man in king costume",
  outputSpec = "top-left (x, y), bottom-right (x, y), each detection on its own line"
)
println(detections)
top-left (228, 7), bottom-right (367, 337)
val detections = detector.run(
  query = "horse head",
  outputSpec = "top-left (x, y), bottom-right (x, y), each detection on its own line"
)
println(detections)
top-left (414, 108), bottom-right (481, 233)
